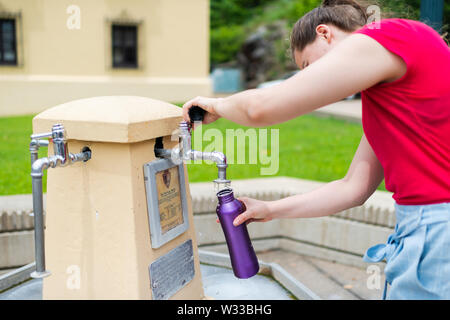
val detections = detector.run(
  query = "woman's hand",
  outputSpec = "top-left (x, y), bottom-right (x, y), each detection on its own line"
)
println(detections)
top-left (182, 96), bottom-right (223, 126)
top-left (215, 196), bottom-right (273, 226)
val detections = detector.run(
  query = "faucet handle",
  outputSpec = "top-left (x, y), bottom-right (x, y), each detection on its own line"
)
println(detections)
top-left (188, 106), bottom-right (206, 123)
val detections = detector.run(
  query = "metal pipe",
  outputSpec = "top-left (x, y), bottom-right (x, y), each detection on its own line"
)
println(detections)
top-left (30, 144), bottom-right (39, 168)
top-left (30, 174), bottom-right (51, 278)
top-left (29, 124), bottom-right (92, 279)
top-left (30, 139), bottom-right (49, 166)
top-left (70, 150), bottom-right (92, 163)
top-left (154, 121), bottom-right (230, 184)
top-left (51, 124), bottom-right (69, 166)
top-left (30, 156), bottom-right (59, 278)
top-left (154, 148), bottom-right (172, 159)
top-left (30, 132), bottom-right (52, 140)
top-left (179, 121), bottom-right (230, 184)
top-left (189, 150), bottom-right (229, 184)
top-left (179, 121), bottom-right (192, 162)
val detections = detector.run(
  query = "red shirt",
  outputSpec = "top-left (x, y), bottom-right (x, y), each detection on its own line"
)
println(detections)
top-left (355, 19), bottom-right (450, 205)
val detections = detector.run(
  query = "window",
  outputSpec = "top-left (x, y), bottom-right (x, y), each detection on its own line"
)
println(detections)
top-left (0, 18), bottom-right (17, 65)
top-left (112, 24), bottom-right (137, 68)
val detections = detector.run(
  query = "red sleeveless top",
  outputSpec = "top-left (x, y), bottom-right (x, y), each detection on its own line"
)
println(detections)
top-left (355, 19), bottom-right (450, 205)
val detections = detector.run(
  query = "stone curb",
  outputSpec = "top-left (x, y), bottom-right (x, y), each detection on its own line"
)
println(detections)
top-left (0, 262), bottom-right (35, 293)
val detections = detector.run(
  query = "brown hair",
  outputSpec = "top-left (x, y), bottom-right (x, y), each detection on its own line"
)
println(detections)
top-left (290, 0), bottom-right (369, 55)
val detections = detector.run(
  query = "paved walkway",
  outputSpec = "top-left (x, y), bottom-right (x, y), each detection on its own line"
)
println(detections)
top-left (312, 99), bottom-right (362, 123)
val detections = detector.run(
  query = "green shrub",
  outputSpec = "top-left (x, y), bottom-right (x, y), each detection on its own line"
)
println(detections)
top-left (210, 0), bottom-right (321, 66)
top-left (210, 25), bottom-right (246, 65)
top-left (210, 0), bottom-right (271, 29)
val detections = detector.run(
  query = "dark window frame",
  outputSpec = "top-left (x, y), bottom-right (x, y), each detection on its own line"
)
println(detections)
top-left (112, 24), bottom-right (138, 69)
top-left (0, 18), bottom-right (18, 66)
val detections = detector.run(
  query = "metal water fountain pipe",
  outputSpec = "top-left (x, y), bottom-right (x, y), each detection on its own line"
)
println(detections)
top-left (155, 106), bottom-right (230, 185)
top-left (29, 124), bottom-right (92, 278)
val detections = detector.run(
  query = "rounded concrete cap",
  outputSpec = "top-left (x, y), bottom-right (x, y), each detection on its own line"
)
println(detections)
top-left (33, 96), bottom-right (182, 143)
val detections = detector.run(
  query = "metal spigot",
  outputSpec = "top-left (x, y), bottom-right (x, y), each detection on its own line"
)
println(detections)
top-left (155, 106), bottom-right (230, 185)
top-left (178, 121), bottom-right (230, 184)
top-left (29, 124), bottom-right (92, 279)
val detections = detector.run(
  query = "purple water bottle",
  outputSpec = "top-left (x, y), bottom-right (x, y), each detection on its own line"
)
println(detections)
top-left (216, 188), bottom-right (259, 279)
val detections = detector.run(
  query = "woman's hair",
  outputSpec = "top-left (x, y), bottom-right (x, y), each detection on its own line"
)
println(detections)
top-left (290, 0), bottom-right (369, 55)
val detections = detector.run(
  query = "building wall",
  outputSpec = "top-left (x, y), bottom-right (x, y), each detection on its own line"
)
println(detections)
top-left (0, 0), bottom-right (211, 116)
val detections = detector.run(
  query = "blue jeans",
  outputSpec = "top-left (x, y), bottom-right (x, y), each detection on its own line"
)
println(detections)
top-left (364, 202), bottom-right (450, 300)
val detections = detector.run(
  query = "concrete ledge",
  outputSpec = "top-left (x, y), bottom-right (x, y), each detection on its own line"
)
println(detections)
top-left (190, 177), bottom-right (396, 228)
top-left (279, 216), bottom-right (392, 257)
top-left (0, 210), bottom-right (34, 233)
top-left (0, 263), bottom-right (35, 293)
top-left (195, 213), bottom-right (391, 270)
top-left (0, 231), bottom-right (35, 269)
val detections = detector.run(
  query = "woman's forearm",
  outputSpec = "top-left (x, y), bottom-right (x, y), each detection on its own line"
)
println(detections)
top-left (215, 89), bottom-right (268, 127)
top-left (267, 178), bottom-right (364, 219)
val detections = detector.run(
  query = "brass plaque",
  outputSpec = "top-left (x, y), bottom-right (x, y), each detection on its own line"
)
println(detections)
top-left (143, 158), bottom-right (189, 248)
top-left (156, 166), bottom-right (184, 234)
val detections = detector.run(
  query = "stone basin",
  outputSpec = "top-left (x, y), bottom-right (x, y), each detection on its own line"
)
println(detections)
top-left (0, 251), bottom-right (318, 300)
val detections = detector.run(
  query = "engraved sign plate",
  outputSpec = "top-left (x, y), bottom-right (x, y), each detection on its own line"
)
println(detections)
top-left (156, 166), bottom-right (184, 234)
top-left (149, 239), bottom-right (195, 300)
top-left (143, 158), bottom-right (189, 248)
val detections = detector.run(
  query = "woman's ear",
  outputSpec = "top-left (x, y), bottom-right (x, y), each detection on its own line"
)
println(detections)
top-left (316, 24), bottom-right (332, 43)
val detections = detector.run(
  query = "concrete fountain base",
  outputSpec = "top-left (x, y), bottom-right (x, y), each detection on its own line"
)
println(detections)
top-left (0, 251), bottom-right (318, 300)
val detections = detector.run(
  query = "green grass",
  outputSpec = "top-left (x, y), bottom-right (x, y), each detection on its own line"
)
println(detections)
top-left (189, 115), bottom-right (365, 184)
top-left (189, 113), bottom-right (387, 191)
top-left (0, 113), bottom-right (386, 196)
top-left (0, 115), bottom-right (48, 195)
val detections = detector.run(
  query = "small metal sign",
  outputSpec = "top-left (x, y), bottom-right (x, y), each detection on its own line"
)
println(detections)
top-left (149, 239), bottom-right (195, 300)
top-left (143, 158), bottom-right (189, 248)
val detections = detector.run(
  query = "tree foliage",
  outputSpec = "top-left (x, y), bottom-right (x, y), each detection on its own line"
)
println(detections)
top-left (210, 0), bottom-right (449, 66)
top-left (210, 0), bottom-right (320, 65)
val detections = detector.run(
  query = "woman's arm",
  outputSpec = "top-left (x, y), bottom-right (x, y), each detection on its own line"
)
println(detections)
top-left (233, 134), bottom-right (384, 225)
top-left (183, 34), bottom-right (406, 127)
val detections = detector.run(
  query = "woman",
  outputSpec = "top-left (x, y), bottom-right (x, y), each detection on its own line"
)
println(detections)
top-left (183, 0), bottom-right (450, 299)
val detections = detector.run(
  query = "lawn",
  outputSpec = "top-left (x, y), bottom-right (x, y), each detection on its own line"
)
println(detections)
top-left (0, 113), bottom-right (386, 196)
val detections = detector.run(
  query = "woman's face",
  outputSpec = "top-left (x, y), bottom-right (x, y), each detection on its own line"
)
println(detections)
top-left (293, 37), bottom-right (330, 70)
top-left (293, 24), bottom-right (350, 70)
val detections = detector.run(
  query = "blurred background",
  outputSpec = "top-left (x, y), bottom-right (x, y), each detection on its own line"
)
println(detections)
top-left (0, 0), bottom-right (448, 195)
top-left (0, 1), bottom-right (448, 300)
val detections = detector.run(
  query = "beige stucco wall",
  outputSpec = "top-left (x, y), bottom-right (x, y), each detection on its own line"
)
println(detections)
top-left (0, 0), bottom-right (211, 116)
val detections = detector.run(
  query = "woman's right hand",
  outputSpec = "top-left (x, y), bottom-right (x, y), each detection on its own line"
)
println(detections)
top-left (215, 197), bottom-right (273, 226)
top-left (182, 96), bottom-right (223, 125)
